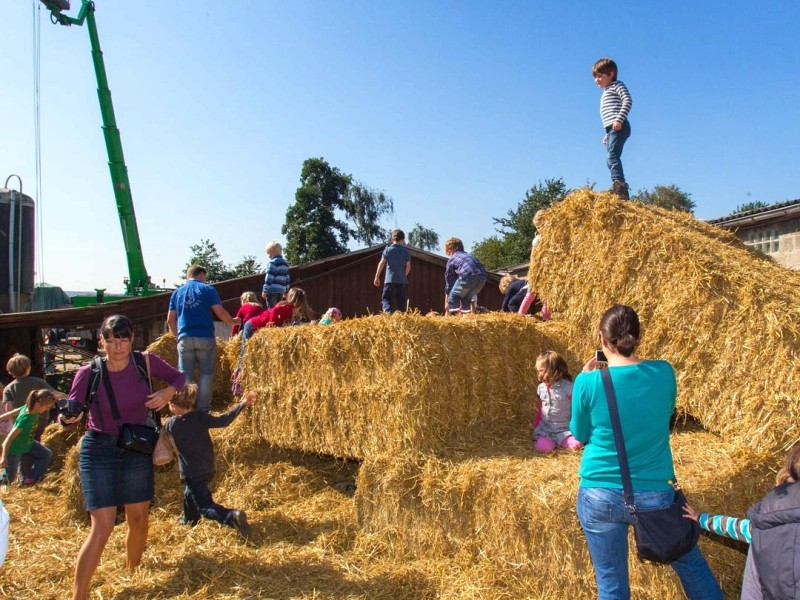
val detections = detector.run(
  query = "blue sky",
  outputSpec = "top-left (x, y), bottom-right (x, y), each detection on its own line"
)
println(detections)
top-left (3, 1), bottom-right (799, 292)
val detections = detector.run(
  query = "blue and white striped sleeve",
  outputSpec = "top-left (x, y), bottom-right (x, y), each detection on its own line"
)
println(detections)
top-left (698, 513), bottom-right (751, 544)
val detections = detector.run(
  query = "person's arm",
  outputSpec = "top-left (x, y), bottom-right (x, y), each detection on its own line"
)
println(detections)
top-left (167, 310), bottom-right (178, 336)
top-left (212, 304), bottom-right (240, 327)
top-left (0, 407), bottom-right (21, 422)
top-left (201, 392), bottom-right (254, 429)
top-left (374, 257), bottom-right (387, 288)
top-left (683, 504), bottom-right (751, 543)
top-left (568, 374), bottom-right (591, 444)
top-left (405, 257), bottom-right (411, 277)
top-left (0, 427), bottom-right (22, 467)
top-left (612, 82), bottom-right (632, 130)
top-left (144, 353), bottom-right (186, 411)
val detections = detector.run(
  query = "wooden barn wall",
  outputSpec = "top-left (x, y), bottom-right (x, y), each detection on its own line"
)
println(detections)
top-left (0, 247), bottom-right (505, 374)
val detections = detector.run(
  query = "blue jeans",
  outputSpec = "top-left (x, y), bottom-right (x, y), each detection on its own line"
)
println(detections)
top-left (183, 477), bottom-right (234, 527)
top-left (177, 336), bottom-right (217, 412)
top-left (577, 487), bottom-right (722, 600)
top-left (1, 441), bottom-right (52, 483)
top-left (265, 293), bottom-right (283, 308)
top-left (606, 120), bottom-right (631, 183)
top-left (448, 274), bottom-right (486, 311)
top-left (381, 283), bottom-right (408, 313)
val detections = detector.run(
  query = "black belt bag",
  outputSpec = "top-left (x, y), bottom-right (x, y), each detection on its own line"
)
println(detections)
top-left (118, 422), bottom-right (158, 455)
top-left (600, 368), bottom-right (699, 564)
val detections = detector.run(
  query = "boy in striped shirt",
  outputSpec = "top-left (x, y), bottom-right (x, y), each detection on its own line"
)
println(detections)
top-left (593, 57), bottom-right (633, 200)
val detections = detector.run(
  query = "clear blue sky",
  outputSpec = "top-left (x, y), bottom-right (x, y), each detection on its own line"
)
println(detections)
top-left (3, 1), bottom-right (799, 292)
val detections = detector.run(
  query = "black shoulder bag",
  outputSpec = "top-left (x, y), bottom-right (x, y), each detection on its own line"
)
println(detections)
top-left (600, 367), bottom-right (699, 564)
top-left (99, 356), bottom-right (160, 455)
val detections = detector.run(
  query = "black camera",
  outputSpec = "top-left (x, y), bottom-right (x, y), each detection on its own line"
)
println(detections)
top-left (56, 398), bottom-right (85, 420)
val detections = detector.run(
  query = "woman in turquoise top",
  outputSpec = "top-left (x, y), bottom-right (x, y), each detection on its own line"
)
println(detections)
top-left (570, 304), bottom-right (721, 600)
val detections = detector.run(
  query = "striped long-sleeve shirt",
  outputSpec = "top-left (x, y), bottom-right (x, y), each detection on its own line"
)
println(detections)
top-left (599, 80), bottom-right (633, 128)
top-left (697, 512), bottom-right (751, 544)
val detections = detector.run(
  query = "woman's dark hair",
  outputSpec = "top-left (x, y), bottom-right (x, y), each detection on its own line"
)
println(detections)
top-left (599, 304), bottom-right (640, 357)
top-left (100, 314), bottom-right (134, 339)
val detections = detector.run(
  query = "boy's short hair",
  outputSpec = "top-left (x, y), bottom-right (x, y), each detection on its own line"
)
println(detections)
top-left (592, 57), bottom-right (618, 81)
top-left (170, 384), bottom-right (198, 410)
top-left (444, 237), bottom-right (464, 253)
top-left (391, 229), bottom-right (405, 242)
top-left (6, 353), bottom-right (31, 378)
top-left (265, 241), bottom-right (282, 255)
top-left (186, 264), bottom-right (207, 279)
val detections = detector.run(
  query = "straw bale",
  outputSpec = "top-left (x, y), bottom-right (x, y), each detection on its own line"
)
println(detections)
top-left (227, 313), bottom-right (576, 460)
top-left (355, 424), bottom-right (771, 598)
top-left (529, 189), bottom-right (800, 452)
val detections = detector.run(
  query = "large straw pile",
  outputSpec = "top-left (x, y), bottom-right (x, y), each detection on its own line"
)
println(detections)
top-left (230, 314), bottom-right (576, 459)
top-left (5, 189), bottom-right (799, 598)
top-left (529, 189), bottom-right (800, 452)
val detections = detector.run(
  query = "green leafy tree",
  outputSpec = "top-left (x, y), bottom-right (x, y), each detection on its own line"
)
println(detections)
top-left (733, 200), bottom-right (769, 214)
top-left (407, 223), bottom-right (440, 251)
top-left (632, 184), bottom-right (695, 213)
top-left (229, 255), bottom-right (263, 279)
top-left (183, 239), bottom-right (229, 282)
top-left (183, 241), bottom-right (262, 283)
top-left (282, 157), bottom-right (394, 264)
top-left (472, 178), bottom-right (568, 270)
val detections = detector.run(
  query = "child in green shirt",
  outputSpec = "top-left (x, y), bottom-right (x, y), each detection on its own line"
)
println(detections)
top-left (0, 389), bottom-right (58, 486)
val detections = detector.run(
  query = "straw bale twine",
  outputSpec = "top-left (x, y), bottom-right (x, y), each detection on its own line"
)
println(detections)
top-left (529, 189), bottom-right (800, 452)
top-left (226, 313), bottom-right (576, 460)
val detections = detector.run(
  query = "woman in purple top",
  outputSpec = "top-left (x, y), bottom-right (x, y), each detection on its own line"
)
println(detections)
top-left (64, 314), bottom-right (185, 600)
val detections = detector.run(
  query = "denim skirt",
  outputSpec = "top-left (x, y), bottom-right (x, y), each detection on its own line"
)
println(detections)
top-left (79, 430), bottom-right (154, 512)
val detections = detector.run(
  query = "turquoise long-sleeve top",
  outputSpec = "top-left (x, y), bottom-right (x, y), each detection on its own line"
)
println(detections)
top-left (570, 361), bottom-right (677, 491)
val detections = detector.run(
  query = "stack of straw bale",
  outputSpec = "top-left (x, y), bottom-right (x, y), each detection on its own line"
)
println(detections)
top-left (13, 188), bottom-right (800, 598)
top-left (528, 189), bottom-right (800, 453)
top-left (227, 313), bottom-right (575, 459)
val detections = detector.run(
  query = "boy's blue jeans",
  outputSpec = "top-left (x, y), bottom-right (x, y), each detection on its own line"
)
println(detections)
top-left (577, 486), bottom-right (722, 600)
top-left (183, 477), bottom-right (235, 527)
top-left (381, 283), bottom-right (408, 313)
top-left (177, 336), bottom-right (217, 412)
top-left (448, 275), bottom-right (486, 311)
top-left (606, 120), bottom-right (631, 183)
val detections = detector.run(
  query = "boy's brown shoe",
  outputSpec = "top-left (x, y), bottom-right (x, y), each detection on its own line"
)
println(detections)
top-left (231, 510), bottom-right (252, 539)
top-left (612, 180), bottom-right (630, 200)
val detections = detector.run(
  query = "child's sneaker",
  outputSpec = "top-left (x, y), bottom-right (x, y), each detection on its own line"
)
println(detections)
top-left (21, 477), bottom-right (36, 486)
top-left (231, 510), bottom-right (251, 539)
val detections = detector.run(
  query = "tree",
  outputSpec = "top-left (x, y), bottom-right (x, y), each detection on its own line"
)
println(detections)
top-left (183, 239), bottom-right (229, 282)
top-left (229, 255), bottom-right (263, 279)
top-left (732, 200), bottom-right (769, 214)
top-left (472, 178), bottom-right (568, 270)
top-left (183, 240), bottom-right (262, 283)
top-left (407, 223), bottom-right (440, 251)
top-left (632, 184), bottom-right (695, 213)
top-left (282, 157), bottom-right (394, 264)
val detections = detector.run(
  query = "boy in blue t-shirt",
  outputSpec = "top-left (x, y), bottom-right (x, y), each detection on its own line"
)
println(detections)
top-left (373, 229), bottom-right (411, 313)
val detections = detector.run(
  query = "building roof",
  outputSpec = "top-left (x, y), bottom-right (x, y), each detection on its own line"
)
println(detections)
top-left (708, 198), bottom-right (800, 227)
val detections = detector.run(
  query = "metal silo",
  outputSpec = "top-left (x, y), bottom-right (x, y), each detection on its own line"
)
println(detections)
top-left (0, 181), bottom-right (36, 314)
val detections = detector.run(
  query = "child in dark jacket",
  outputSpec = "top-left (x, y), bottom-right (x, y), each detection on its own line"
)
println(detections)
top-left (165, 384), bottom-right (255, 538)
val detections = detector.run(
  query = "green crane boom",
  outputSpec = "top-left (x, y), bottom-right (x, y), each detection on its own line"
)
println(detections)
top-left (42, 0), bottom-right (153, 297)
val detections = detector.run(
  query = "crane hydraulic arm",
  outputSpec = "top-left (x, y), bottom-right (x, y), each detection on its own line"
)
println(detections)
top-left (41, 0), bottom-right (153, 297)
